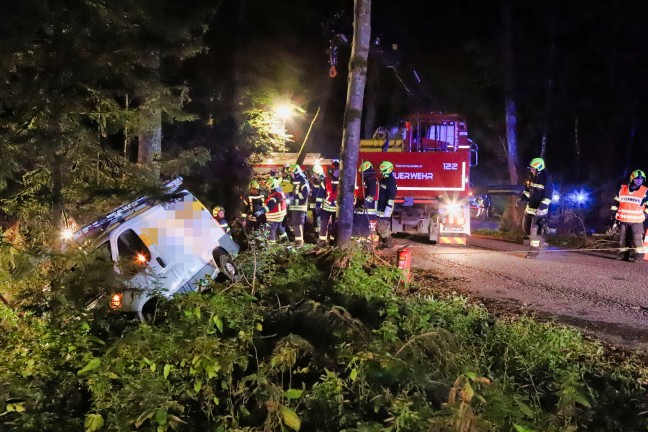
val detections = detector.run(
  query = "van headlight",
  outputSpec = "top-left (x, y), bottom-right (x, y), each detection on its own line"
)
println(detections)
top-left (110, 293), bottom-right (123, 309)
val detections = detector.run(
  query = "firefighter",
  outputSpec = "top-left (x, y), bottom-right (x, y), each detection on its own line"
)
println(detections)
top-left (353, 161), bottom-right (379, 239)
top-left (611, 169), bottom-right (648, 262)
top-left (518, 157), bottom-right (553, 258)
top-left (241, 180), bottom-right (266, 232)
top-left (319, 161), bottom-right (340, 245)
top-left (309, 164), bottom-right (326, 234)
top-left (280, 163), bottom-right (294, 198)
top-left (254, 178), bottom-right (289, 244)
top-left (287, 163), bottom-right (311, 247)
top-left (376, 160), bottom-right (398, 249)
top-left (212, 206), bottom-right (232, 237)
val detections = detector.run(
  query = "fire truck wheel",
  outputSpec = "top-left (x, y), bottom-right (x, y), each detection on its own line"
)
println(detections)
top-left (213, 249), bottom-right (239, 282)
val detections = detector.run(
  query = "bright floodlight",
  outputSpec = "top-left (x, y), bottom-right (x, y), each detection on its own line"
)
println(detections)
top-left (552, 193), bottom-right (560, 202)
top-left (274, 104), bottom-right (292, 119)
top-left (575, 191), bottom-right (587, 204)
top-left (60, 228), bottom-right (74, 241)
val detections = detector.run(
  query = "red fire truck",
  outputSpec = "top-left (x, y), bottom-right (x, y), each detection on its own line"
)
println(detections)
top-left (358, 113), bottom-right (478, 244)
top-left (251, 113), bottom-right (477, 245)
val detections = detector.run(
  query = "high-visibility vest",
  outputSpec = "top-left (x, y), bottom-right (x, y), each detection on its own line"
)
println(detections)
top-left (264, 191), bottom-right (287, 222)
top-left (615, 184), bottom-right (648, 223)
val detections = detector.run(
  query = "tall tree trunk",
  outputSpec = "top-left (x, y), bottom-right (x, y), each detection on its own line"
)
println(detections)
top-left (362, 51), bottom-right (380, 139)
top-left (501, 0), bottom-right (520, 225)
top-left (540, 15), bottom-right (556, 161)
top-left (137, 109), bottom-right (162, 179)
top-left (501, 0), bottom-right (519, 186)
top-left (336, 0), bottom-right (371, 246)
top-left (137, 51), bottom-right (162, 179)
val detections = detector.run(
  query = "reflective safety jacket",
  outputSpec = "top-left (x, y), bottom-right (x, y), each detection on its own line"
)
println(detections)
top-left (614, 184), bottom-right (648, 223)
top-left (355, 168), bottom-right (379, 216)
top-left (242, 191), bottom-right (265, 221)
top-left (290, 173), bottom-right (311, 212)
top-left (377, 174), bottom-right (397, 217)
top-left (263, 189), bottom-right (287, 222)
top-left (309, 174), bottom-right (326, 210)
top-left (522, 169), bottom-right (553, 216)
top-left (322, 175), bottom-right (339, 213)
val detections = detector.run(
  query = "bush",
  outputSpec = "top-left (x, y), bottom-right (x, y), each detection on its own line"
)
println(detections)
top-left (1, 244), bottom-right (647, 431)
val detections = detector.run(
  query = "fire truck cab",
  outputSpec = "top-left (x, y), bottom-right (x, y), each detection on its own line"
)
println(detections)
top-left (359, 113), bottom-right (478, 245)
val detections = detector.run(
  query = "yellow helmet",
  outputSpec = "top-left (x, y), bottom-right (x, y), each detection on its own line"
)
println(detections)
top-left (288, 164), bottom-right (303, 175)
top-left (212, 206), bottom-right (224, 217)
top-left (630, 169), bottom-right (646, 182)
top-left (529, 157), bottom-right (545, 171)
top-left (249, 180), bottom-right (260, 190)
top-left (359, 161), bottom-right (373, 173)
top-left (378, 160), bottom-right (394, 175)
top-left (264, 177), bottom-right (281, 190)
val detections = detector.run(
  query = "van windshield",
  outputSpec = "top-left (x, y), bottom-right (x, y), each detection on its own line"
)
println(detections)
top-left (117, 229), bottom-right (151, 266)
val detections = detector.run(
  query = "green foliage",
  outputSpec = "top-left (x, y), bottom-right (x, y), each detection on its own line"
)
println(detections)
top-left (1, 245), bottom-right (647, 431)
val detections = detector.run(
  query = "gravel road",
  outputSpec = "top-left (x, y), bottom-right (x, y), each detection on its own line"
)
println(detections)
top-left (391, 234), bottom-right (648, 350)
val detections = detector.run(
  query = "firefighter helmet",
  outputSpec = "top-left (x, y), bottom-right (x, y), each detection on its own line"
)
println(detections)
top-left (249, 180), bottom-right (260, 190)
top-left (312, 164), bottom-right (324, 176)
top-left (212, 206), bottom-right (224, 217)
top-left (328, 161), bottom-right (340, 176)
top-left (264, 177), bottom-right (281, 190)
top-left (378, 160), bottom-right (394, 175)
top-left (630, 169), bottom-right (646, 182)
top-left (529, 157), bottom-right (545, 171)
top-left (288, 164), bottom-right (303, 175)
top-left (359, 161), bottom-right (373, 173)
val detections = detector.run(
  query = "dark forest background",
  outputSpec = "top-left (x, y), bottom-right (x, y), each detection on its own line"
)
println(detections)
top-left (2, 0), bottom-right (648, 235)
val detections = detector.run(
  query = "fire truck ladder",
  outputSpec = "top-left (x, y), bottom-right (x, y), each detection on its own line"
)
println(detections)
top-left (73, 177), bottom-right (184, 242)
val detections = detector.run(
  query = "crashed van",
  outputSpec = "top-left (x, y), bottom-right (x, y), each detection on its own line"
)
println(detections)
top-left (64, 178), bottom-right (239, 320)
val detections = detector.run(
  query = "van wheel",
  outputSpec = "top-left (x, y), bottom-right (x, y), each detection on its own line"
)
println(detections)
top-left (141, 298), bottom-right (164, 324)
top-left (213, 249), bottom-right (239, 282)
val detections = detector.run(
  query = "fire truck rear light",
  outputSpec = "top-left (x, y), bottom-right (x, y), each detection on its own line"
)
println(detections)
top-left (110, 293), bottom-right (123, 309)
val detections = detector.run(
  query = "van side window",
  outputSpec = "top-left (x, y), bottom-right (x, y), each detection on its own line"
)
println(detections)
top-left (94, 242), bottom-right (112, 262)
top-left (117, 229), bottom-right (151, 265)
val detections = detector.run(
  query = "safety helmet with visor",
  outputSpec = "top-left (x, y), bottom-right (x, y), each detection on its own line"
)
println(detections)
top-left (630, 169), bottom-right (646, 183)
top-left (359, 161), bottom-right (373, 173)
top-left (264, 177), bottom-right (281, 190)
top-left (378, 160), bottom-right (394, 175)
top-left (529, 157), bottom-right (545, 172)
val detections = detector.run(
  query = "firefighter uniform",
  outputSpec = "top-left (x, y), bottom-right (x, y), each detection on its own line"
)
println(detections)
top-left (612, 169), bottom-right (648, 262)
top-left (212, 206), bottom-right (232, 237)
top-left (519, 157), bottom-right (553, 258)
top-left (241, 180), bottom-right (266, 231)
top-left (288, 164), bottom-right (311, 247)
top-left (319, 162), bottom-right (340, 245)
top-left (309, 165), bottom-right (326, 234)
top-left (254, 178), bottom-right (288, 243)
top-left (353, 161), bottom-right (379, 239)
top-left (376, 161), bottom-right (398, 249)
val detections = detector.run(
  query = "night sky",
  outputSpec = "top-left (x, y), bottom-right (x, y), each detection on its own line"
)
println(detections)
top-left (200, 0), bottom-right (648, 193)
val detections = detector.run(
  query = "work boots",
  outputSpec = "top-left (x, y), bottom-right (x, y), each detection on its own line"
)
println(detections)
top-left (525, 249), bottom-right (539, 259)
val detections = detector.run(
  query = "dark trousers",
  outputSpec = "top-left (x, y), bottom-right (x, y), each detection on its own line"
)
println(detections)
top-left (352, 212), bottom-right (372, 237)
top-left (288, 211), bottom-right (306, 243)
top-left (319, 210), bottom-right (336, 242)
top-left (619, 222), bottom-right (644, 257)
top-left (267, 221), bottom-right (286, 242)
